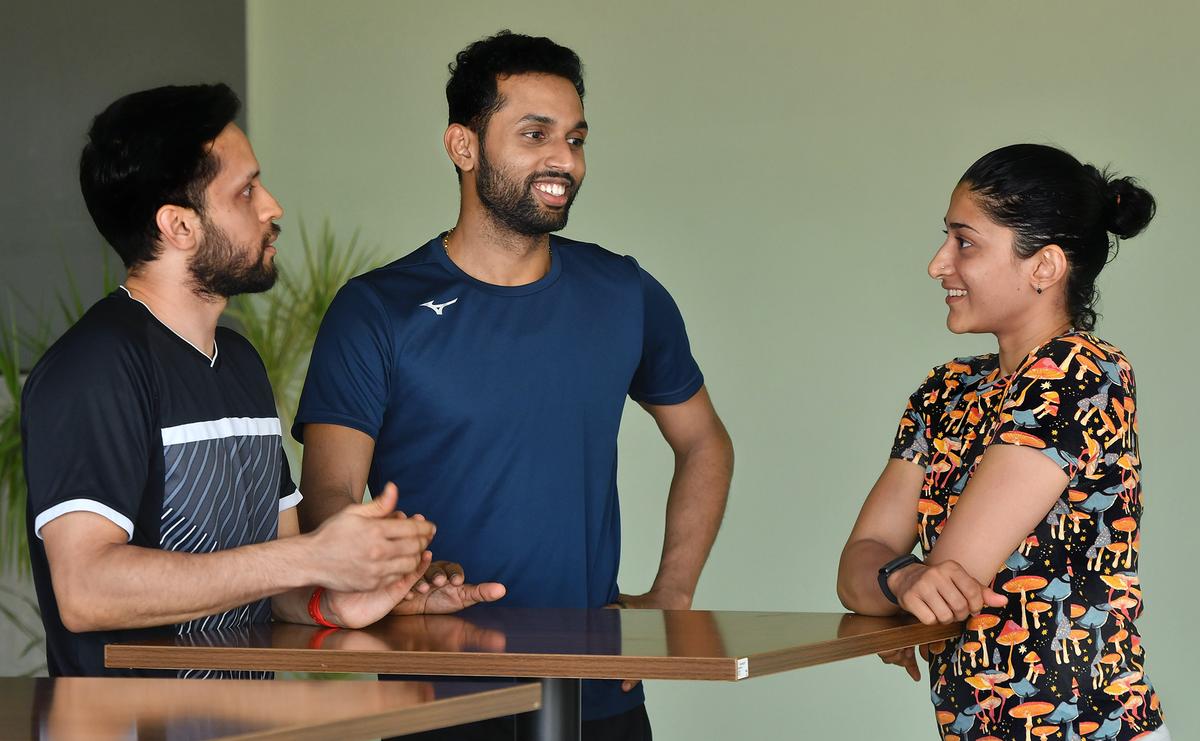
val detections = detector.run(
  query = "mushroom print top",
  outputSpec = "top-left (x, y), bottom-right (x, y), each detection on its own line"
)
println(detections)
top-left (891, 332), bottom-right (1164, 741)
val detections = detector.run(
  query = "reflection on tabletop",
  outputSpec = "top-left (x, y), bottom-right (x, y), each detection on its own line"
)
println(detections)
top-left (105, 608), bottom-right (963, 684)
top-left (11, 676), bottom-right (434, 741)
top-left (180, 607), bottom-right (950, 660)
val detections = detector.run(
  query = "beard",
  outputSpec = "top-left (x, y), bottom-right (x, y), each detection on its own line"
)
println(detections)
top-left (475, 142), bottom-right (580, 236)
top-left (188, 217), bottom-right (279, 299)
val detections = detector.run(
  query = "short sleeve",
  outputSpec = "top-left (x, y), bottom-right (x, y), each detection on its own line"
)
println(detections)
top-left (991, 337), bottom-right (1127, 475)
top-left (627, 262), bottom-right (704, 405)
top-left (277, 446), bottom-right (302, 511)
top-left (890, 366), bottom-right (946, 467)
top-left (22, 335), bottom-right (154, 541)
top-left (293, 280), bottom-right (393, 443)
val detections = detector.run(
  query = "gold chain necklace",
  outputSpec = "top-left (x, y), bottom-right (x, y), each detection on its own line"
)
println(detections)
top-left (442, 228), bottom-right (551, 257)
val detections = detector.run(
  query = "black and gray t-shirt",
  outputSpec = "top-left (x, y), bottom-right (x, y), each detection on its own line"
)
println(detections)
top-left (22, 288), bottom-right (300, 677)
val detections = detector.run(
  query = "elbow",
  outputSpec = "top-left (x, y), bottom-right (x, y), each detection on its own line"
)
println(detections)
top-left (718, 424), bottom-right (734, 466)
top-left (46, 537), bottom-right (135, 633)
top-left (834, 559), bottom-right (856, 612)
top-left (693, 415), bottom-right (733, 461)
top-left (56, 592), bottom-right (101, 634)
top-left (701, 424), bottom-right (735, 478)
top-left (835, 582), bottom-right (854, 613)
top-left (835, 571), bottom-right (864, 614)
top-left (836, 551), bottom-right (898, 617)
top-left (51, 563), bottom-right (113, 633)
top-left (836, 579), bottom-right (891, 617)
top-left (837, 587), bottom-right (892, 617)
top-left (835, 548), bottom-right (858, 611)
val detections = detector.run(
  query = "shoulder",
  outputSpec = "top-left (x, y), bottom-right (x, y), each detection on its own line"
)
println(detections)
top-left (214, 327), bottom-right (267, 370)
top-left (22, 294), bottom-right (159, 419)
top-left (903, 354), bottom-right (997, 410)
top-left (376, 239), bottom-right (444, 275)
top-left (934, 353), bottom-right (997, 376)
top-left (556, 238), bottom-right (694, 315)
top-left (342, 241), bottom-right (452, 307)
top-left (1054, 332), bottom-right (1129, 366)
top-left (27, 293), bottom-right (153, 385)
top-left (307, 249), bottom-right (445, 350)
top-left (927, 353), bottom-right (998, 387)
top-left (1021, 332), bottom-right (1131, 387)
top-left (555, 235), bottom-right (643, 281)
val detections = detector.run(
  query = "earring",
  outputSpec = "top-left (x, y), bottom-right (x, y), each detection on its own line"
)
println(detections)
top-left (1036, 284), bottom-right (1043, 294)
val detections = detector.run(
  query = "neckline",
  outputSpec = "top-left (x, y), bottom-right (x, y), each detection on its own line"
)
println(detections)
top-left (1001, 328), bottom-right (1091, 380)
top-left (118, 286), bottom-right (219, 368)
top-left (429, 233), bottom-right (563, 296)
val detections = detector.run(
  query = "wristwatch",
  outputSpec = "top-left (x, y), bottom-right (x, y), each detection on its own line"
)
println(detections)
top-left (877, 553), bottom-right (922, 605)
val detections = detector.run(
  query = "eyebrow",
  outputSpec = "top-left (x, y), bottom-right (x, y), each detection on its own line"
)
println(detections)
top-left (516, 113), bottom-right (588, 130)
top-left (945, 220), bottom-right (981, 235)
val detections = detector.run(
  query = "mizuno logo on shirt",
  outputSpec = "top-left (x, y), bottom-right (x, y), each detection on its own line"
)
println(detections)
top-left (420, 298), bottom-right (458, 316)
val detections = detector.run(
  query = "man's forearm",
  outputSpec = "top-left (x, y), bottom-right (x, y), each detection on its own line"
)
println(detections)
top-left (296, 422), bottom-right (376, 532)
top-left (650, 435), bottom-right (733, 604)
top-left (298, 490), bottom-right (357, 533)
top-left (55, 535), bottom-right (317, 633)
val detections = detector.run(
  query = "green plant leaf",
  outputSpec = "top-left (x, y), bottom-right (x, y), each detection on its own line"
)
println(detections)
top-left (0, 247), bottom-right (119, 577)
top-left (227, 218), bottom-right (381, 462)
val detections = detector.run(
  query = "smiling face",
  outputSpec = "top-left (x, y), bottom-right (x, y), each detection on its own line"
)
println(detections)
top-left (928, 183), bottom-right (1042, 336)
top-left (188, 123), bottom-right (283, 297)
top-left (472, 73), bottom-right (587, 235)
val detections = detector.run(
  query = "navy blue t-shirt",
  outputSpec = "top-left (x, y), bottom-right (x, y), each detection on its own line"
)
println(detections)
top-left (294, 234), bottom-right (703, 720)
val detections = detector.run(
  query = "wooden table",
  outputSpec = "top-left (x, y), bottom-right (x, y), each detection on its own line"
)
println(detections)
top-left (0, 675), bottom-right (540, 740)
top-left (108, 608), bottom-right (962, 740)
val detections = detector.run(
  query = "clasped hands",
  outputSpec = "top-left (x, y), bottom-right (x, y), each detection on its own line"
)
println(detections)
top-left (878, 559), bottom-right (1007, 681)
top-left (306, 482), bottom-right (505, 629)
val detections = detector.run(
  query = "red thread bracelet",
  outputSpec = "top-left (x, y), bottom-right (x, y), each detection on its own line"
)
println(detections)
top-left (308, 626), bottom-right (339, 650)
top-left (307, 587), bottom-right (338, 628)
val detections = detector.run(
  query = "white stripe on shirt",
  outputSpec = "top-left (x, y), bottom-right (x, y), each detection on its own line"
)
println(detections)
top-left (161, 417), bottom-right (282, 446)
top-left (35, 499), bottom-right (135, 541)
top-left (278, 489), bottom-right (303, 512)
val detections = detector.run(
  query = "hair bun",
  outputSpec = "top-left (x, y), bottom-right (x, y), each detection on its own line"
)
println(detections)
top-left (1104, 176), bottom-right (1156, 240)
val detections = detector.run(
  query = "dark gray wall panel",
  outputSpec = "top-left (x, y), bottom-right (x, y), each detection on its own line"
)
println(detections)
top-left (0, 0), bottom-right (247, 366)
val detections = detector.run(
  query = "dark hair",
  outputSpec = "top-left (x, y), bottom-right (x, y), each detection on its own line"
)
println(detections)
top-left (79, 83), bottom-right (241, 269)
top-left (446, 30), bottom-right (585, 135)
top-left (960, 144), bottom-right (1155, 331)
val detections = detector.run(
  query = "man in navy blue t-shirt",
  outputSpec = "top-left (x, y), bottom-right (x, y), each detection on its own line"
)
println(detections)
top-left (295, 32), bottom-right (735, 739)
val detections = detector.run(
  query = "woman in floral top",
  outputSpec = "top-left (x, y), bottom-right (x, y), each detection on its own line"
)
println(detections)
top-left (838, 144), bottom-right (1167, 741)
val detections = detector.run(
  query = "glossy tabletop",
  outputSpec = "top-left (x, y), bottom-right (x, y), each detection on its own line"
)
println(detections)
top-left (107, 608), bottom-right (963, 681)
top-left (0, 676), bottom-right (540, 741)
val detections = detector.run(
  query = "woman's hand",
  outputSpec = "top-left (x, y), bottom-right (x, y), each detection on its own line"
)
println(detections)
top-left (879, 643), bottom-right (936, 681)
top-left (889, 559), bottom-right (1007, 625)
top-left (879, 647), bottom-right (920, 681)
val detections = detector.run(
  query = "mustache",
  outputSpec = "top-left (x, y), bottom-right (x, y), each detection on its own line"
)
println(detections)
top-left (263, 223), bottom-right (281, 243)
top-left (527, 170), bottom-right (576, 188)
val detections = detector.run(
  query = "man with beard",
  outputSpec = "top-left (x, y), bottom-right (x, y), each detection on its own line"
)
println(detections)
top-left (21, 84), bottom-right (502, 678)
top-left (295, 32), bottom-right (734, 739)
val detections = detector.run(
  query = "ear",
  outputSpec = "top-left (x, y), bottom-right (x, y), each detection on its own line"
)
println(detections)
top-left (444, 124), bottom-right (477, 173)
top-left (1030, 244), bottom-right (1069, 292)
top-left (153, 204), bottom-right (201, 254)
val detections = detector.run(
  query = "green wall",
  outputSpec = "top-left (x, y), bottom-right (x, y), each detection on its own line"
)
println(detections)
top-left (248, 2), bottom-right (1197, 737)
